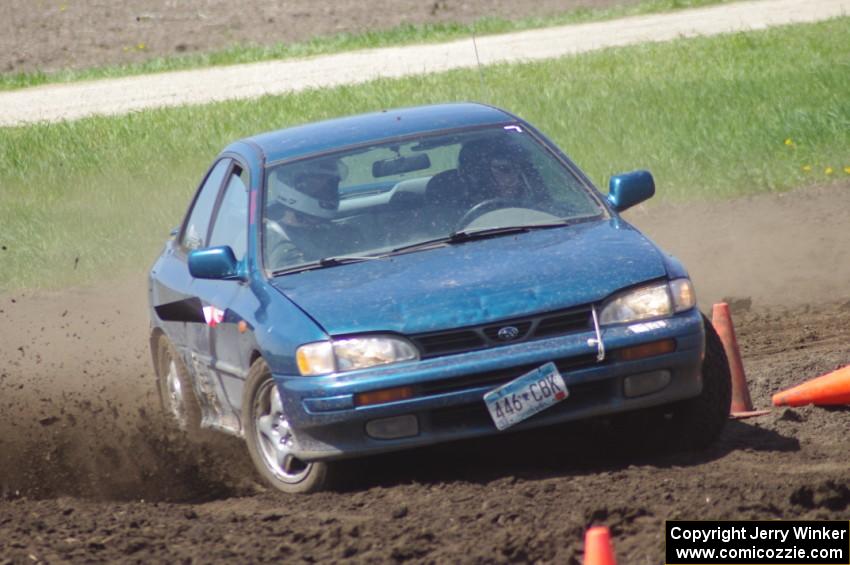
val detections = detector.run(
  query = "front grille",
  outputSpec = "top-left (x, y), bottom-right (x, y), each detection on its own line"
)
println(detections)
top-left (482, 321), bottom-right (532, 341)
top-left (535, 310), bottom-right (592, 337)
top-left (410, 306), bottom-right (592, 358)
top-left (414, 331), bottom-right (484, 356)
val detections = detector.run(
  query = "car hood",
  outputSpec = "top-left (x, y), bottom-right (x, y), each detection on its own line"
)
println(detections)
top-left (270, 220), bottom-right (668, 335)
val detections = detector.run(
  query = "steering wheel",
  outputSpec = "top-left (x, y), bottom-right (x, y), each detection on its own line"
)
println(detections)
top-left (453, 198), bottom-right (524, 231)
top-left (262, 219), bottom-right (305, 266)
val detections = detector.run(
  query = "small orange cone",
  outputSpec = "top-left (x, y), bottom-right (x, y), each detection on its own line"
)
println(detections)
top-left (772, 365), bottom-right (850, 407)
top-left (584, 526), bottom-right (617, 565)
top-left (711, 303), bottom-right (770, 418)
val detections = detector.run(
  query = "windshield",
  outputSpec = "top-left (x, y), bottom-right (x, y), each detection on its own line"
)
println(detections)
top-left (263, 124), bottom-right (604, 273)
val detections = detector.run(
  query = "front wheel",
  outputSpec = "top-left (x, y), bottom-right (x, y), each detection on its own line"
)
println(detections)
top-left (665, 313), bottom-right (732, 448)
top-left (611, 314), bottom-right (731, 452)
top-left (242, 359), bottom-right (335, 493)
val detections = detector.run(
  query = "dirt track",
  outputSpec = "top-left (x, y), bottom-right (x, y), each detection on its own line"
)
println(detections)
top-left (2, 182), bottom-right (849, 563)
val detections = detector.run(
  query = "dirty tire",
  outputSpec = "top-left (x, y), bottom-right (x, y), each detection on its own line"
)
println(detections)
top-left (612, 314), bottom-right (731, 453)
top-left (155, 334), bottom-right (203, 438)
top-left (666, 313), bottom-right (733, 449)
top-left (243, 358), bottom-right (334, 494)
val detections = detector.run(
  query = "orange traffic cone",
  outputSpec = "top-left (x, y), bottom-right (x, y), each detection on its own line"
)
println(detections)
top-left (772, 365), bottom-right (850, 407)
top-left (711, 303), bottom-right (770, 419)
top-left (584, 526), bottom-right (617, 565)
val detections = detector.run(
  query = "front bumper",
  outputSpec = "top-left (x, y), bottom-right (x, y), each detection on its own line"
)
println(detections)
top-left (275, 309), bottom-right (705, 461)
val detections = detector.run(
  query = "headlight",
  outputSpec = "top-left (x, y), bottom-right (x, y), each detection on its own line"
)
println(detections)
top-left (669, 278), bottom-right (696, 312)
top-left (295, 341), bottom-right (334, 376)
top-left (599, 278), bottom-right (696, 325)
top-left (296, 335), bottom-right (419, 376)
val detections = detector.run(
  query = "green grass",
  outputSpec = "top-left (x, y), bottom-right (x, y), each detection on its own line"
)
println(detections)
top-left (0, 0), bottom-right (734, 91)
top-left (1, 17), bottom-right (848, 290)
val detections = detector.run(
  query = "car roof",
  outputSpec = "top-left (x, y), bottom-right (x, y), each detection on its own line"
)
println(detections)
top-left (234, 103), bottom-right (517, 165)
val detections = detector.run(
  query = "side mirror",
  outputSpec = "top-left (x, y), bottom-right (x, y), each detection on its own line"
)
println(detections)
top-left (188, 246), bottom-right (241, 280)
top-left (607, 170), bottom-right (655, 212)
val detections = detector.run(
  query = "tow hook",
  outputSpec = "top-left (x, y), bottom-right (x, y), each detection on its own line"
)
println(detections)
top-left (587, 305), bottom-right (606, 362)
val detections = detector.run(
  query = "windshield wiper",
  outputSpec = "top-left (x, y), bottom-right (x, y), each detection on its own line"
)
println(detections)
top-left (449, 221), bottom-right (571, 241)
top-left (386, 221), bottom-right (575, 256)
top-left (318, 254), bottom-right (385, 266)
top-left (271, 254), bottom-right (383, 276)
top-left (388, 237), bottom-right (455, 255)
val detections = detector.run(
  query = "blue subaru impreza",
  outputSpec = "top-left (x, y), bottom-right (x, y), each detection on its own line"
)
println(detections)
top-left (149, 103), bottom-right (731, 493)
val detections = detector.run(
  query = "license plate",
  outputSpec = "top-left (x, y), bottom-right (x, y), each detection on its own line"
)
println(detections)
top-left (483, 362), bottom-right (569, 431)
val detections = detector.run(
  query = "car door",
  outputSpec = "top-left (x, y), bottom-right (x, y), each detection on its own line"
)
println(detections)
top-left (151, 158), bottom-right (231, 353)
top-left (150, 157), bottom-right (241, 432)
top-left (201, 162), bottom-right (252, 432)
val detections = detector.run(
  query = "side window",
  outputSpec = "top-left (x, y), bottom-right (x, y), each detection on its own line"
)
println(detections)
top-left (182, 159), bottom-right (231, 250)
top-left (209, 166), bottom-right (249, 261)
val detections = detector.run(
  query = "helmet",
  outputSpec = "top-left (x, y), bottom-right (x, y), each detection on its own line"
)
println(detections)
top-left (272, 157), bottom-right (346, 219)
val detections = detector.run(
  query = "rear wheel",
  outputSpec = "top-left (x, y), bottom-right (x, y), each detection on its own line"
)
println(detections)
top-left (243, 358), bottom-right (334, 493)
top-left (155, 334), bottom-right (203, 437)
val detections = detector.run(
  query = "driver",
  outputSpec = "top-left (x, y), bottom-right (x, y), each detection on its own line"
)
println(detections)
top-left (265, 157), bottom-right (346, 267)
top-left (458, 139), bottom-right (536, 204)
top-left (487, 156), bottom-right (526, 200)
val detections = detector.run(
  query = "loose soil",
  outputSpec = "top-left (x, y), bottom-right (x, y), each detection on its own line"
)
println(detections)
top-left (1, 182), bottom-right (849, 563)
top-left (0, 0), bottom-right (641, 74)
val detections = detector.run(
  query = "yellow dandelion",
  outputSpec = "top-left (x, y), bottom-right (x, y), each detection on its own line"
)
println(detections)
top-left (137, 42), bottom-right (146, 50)
top-left (844, 166), bottom-right (850, 175)
top-left (59, 4), bottom-right (67, 11)
top-left (825, 167), bottom-right (834, 175)
top-left (784, 138), bottom-right (794, 146)
top-left (802, 165), bottom-right (812, 172)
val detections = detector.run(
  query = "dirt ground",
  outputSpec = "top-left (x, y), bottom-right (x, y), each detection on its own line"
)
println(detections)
top-left (0, 0), bottom-right (642, 74)
top-left (1, 181), bottom-right (849, 563)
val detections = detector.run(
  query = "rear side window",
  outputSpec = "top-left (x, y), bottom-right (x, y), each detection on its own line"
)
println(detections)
top-left (208, 167), bottom-right (249, 260)
top-left (182, 159), bottom-right (230, 250)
